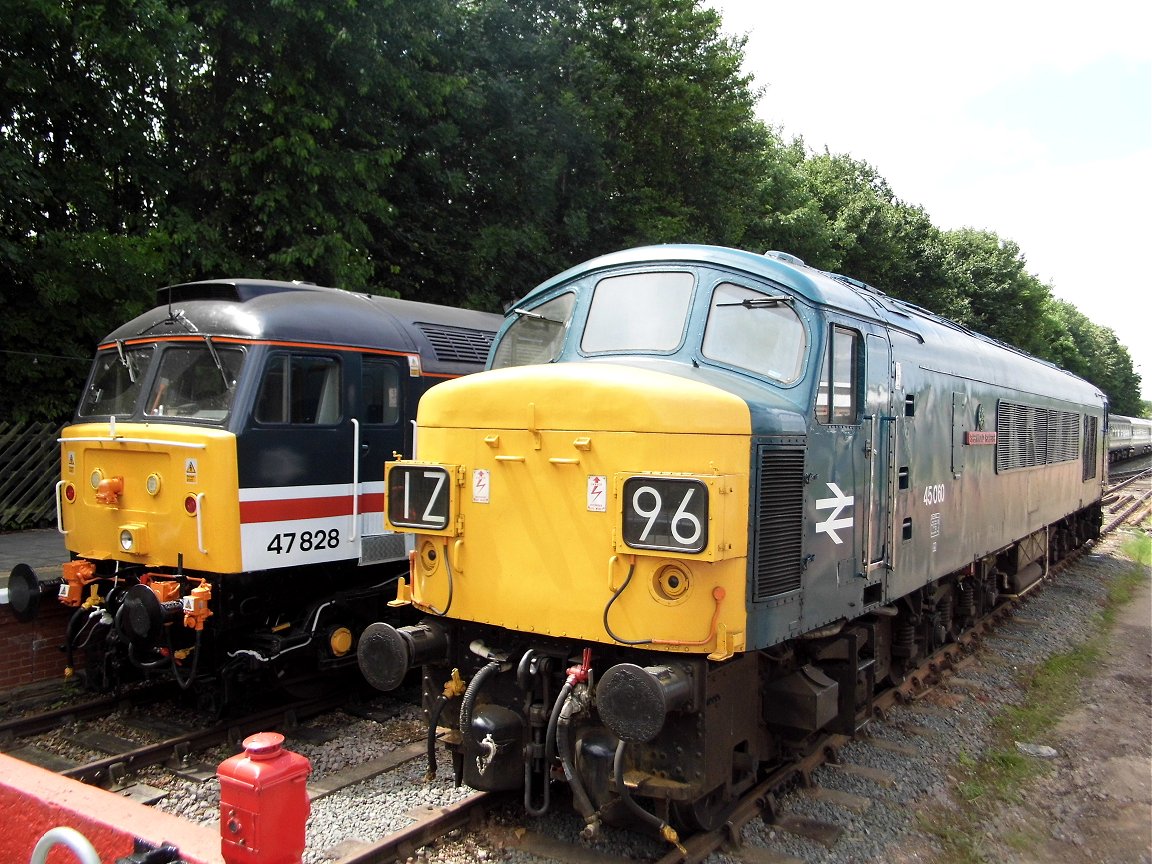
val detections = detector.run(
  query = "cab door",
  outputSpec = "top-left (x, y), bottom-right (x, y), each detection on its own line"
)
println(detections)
top-left (804, 322), bottom-right (894, 624)
top-left (862, 332), bottom-right (895, 603)
top-left (804, 321), bottom-right (866, 627)
top-left (352, 354), bottom-right (415, 565)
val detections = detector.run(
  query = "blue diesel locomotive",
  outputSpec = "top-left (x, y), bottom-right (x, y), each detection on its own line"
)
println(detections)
top-left (358, 246), bottom-right (1106, 840)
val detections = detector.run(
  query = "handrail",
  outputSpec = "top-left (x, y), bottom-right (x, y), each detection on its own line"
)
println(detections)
top-left (55, 480), bottom-right (67, 536)
top-left (351, 418), bottom-right (360, 542)
top-left (195, 493), bottom-right (207, 554)
top-left (58, 435), bottom-right (207, 449)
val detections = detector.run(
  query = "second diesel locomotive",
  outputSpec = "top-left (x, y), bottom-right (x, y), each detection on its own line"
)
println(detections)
top-left (8, 278), bottom-right (501, 702)
top-left (358, 246), bottom-right (1106, 840)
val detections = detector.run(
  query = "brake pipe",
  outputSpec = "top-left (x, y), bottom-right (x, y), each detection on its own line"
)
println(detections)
top-left (613, 740), bottom-right (685, 853)
top-left (458, 661), bottom-right (501, 787)
top-left (557, 685), bottom-right (600, 838)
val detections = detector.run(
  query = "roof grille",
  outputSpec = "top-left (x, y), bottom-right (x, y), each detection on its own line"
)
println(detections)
top-left (416, 323), bottom-right (495, 364)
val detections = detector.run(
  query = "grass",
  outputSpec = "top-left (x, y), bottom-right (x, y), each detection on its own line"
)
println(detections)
top-left (919, 531), bottom-right (1150, 862)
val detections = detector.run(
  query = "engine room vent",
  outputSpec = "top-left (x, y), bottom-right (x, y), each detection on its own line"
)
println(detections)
top-left (996, 401), bottom-right (1081, 472)
top-left (752, 446), bottom-right (806, 601)
top-left (416, 323), bottom-right (495, 364)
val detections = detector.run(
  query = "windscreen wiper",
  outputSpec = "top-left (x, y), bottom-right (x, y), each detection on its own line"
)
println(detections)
top-left (716, 295), bottom-right (792, 308)
top-left (512, 307), bottom-right (566, 324)
top-left (203, 335), bottom-right (232, 391)
top-left (114, 340), bottom-right (137, 383)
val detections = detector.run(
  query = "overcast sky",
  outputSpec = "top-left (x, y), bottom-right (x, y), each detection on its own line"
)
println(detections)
top-left (707, 0), bottom-right (1151, 403)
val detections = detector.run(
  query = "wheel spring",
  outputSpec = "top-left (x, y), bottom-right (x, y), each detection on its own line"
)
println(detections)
top-left (892, 621), bottom-right (916, 657)
top-left (956, 582), bottom-right (976, 619)
top-left (933, 595), bottom-right (953, 644)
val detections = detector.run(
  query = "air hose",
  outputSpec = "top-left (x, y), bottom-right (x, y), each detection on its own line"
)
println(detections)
top-left (457, 660), bottom-right (501, 787)
top-left (613, 740), bottom-right (684, 851)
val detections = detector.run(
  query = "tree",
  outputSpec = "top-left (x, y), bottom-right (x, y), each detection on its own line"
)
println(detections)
top-left (577, 0), bottom-right (771, 248)
top-left (163, 0), bottom-right (463, 292)
top-left (1045, 300), bottom-right (1143, 416)
top-left (0, 0), bottom-right (189, 421)
top-left (937, 228), bottom-right (1054, 356)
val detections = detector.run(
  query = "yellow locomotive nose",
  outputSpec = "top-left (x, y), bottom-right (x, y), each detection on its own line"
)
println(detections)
top-left (390, 362), bottom-right (753, 658)
top-left (60, 424), bottom-right (241, 571)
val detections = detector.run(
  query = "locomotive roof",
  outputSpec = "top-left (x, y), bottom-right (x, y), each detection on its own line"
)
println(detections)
top-left (518, 245), bottom-right (1105, 410)
top-left (102, 279), bottom-right (501, 375)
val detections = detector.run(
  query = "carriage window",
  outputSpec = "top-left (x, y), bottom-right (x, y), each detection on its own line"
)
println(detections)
top-left (815, 326), bottom-right (859, 425)
top-left (255, 354), bottom-right (342, 425)
top-left (702, 283), bottom-right (806, 383)
top-left (78, 345), bottom-right (156, 417)
top-left (144, 344), bottom-right (244, 421)
top-left (492, 293), bottom-right (576, 368)
top-left (581, 271), bottom-right (694, 353)
top-left (363, 358), bottom-right (401, 425)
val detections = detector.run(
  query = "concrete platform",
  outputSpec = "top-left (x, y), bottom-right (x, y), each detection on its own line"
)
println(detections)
top-left (0, 528), bottom-right (68, 604)
top-left (0, 530), bottom-right (74, 689)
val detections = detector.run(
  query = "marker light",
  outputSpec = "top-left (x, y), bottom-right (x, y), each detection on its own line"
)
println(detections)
top-left (145, 473), bottom-right (162, 496)
top-left (64, 483), bottom-right (76, 503)
top-left (184, 494), bottom-right (198, 516)
top-left (89, 469), bottom-right (104, 489)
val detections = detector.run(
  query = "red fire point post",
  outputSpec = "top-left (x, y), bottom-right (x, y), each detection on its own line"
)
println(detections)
top-left (218, 732), bottom-right (311, 864)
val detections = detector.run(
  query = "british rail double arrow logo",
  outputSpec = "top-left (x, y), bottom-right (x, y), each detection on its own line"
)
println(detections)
top-left (815, 482), bottom-right (854, 544)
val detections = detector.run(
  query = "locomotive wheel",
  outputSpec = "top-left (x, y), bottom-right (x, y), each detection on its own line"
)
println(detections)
top-left (672, 784), bottom-right (738, 833)
top-left (886, 661), bottom-right (909, 687)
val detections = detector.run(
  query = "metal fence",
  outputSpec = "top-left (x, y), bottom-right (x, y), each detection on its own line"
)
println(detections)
top-left (0, 422), bottom-right (62, 530)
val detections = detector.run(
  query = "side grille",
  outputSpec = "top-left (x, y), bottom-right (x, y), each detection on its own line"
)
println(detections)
top-left (996, 401), bottom-right (1081, 472)
top-left (752, 446), bottom-right (806, 601)
top-left (416, 323), bottom-right (495, 364)
top-left (1082, 415), bottom-right (1099, 481)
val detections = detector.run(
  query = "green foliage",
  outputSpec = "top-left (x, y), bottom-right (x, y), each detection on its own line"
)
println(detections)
top-left (165, 0), bottom-right (458, 290)
top-left (0, 0), bottom-right (190, 421)
top-left (0, 0), bottom-right (1143, 420)
top-left (1120, 532), bottom-right (1152, 569)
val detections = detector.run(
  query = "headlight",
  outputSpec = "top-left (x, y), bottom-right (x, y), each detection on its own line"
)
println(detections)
top-left (118, 524), bottom-right (148, 554)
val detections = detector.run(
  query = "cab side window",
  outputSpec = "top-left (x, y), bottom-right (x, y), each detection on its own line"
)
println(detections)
top-left (815, 326), bottom-right (859, 425)
top-left (255, 354), bottom-right (342, 424)
top-left (362, 358), bottom-right (401, 425)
